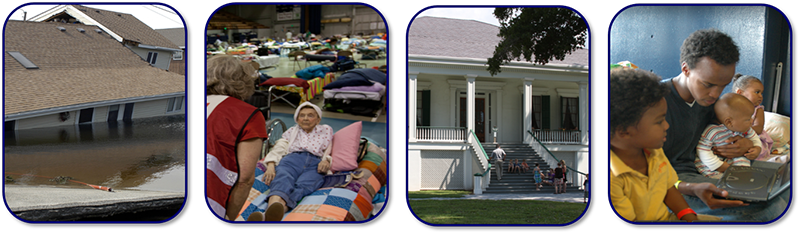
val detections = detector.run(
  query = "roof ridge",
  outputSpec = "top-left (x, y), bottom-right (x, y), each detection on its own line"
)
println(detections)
top-left (71, 4), bottom-right (133, 16)
top-left (416, 16), bottom-right (499, 27)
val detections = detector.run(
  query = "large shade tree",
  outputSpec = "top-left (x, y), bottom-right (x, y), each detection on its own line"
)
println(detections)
top-left (487, 7), bottom-right (587, 76)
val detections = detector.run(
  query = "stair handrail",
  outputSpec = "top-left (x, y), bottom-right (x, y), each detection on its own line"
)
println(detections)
top-left (468, 129), bottom-right (491, 176)
top-left (527, 130), bottom-right (587, 176)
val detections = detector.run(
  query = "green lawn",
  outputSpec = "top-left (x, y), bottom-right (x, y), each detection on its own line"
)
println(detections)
top-left (408, 200), bottom-right (586, 224)
top-left (408, 190), bottom-right (471, 199)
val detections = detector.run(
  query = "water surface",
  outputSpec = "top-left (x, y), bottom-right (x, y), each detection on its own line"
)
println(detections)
top-left (4, 116), bottom-right (186, 193)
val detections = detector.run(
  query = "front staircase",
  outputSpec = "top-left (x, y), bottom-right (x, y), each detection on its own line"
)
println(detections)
top-left (482, 143), bottom-right (581, 194)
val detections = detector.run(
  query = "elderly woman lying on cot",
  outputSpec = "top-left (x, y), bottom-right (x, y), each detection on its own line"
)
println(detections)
top-left (248, 102), bottom-right (333, 221)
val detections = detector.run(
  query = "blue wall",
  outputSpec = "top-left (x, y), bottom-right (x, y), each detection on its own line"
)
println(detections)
top-left (610, 5), bottom-right (768, 95)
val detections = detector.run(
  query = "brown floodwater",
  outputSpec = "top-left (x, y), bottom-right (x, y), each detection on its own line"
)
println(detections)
top-left (4, 116), bottom-right (185, 193)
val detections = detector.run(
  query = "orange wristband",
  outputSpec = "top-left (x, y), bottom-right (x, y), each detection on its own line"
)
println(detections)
top-left (676, 208), bottom-right (696, 220)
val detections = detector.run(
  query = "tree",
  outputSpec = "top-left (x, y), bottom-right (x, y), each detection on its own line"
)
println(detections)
top-left (487, 8), bottom-right (587, 76)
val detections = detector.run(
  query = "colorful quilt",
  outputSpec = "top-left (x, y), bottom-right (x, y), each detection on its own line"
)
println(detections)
top-left (273, 73), bottom-right (336, 103)
top-left (236, 140), bottom-right (387, 221)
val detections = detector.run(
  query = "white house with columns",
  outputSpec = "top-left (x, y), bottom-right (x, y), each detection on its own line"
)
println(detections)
top-left (407, 16), bottom-right (589, 191)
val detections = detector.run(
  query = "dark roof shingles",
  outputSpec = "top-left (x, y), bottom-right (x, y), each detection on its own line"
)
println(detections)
top-left (408, 16), bottom-right (587, 66)
top-left (73, 5), bottom-right (180, 50)
top-left (4, 20), bottom-right (184, 115)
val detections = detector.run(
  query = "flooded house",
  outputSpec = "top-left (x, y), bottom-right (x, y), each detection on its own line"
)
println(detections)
top-left (3, 19), bottom-right (185, 131)
top-left (4, 7), bottom-right (186, 220)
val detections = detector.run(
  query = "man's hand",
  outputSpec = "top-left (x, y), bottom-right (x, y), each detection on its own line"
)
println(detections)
top-left (318, 158), bottom-right (331, 173)
top-left (263, 162), bottom-right (276, 186)
top-left (690, 182), bottom-right (749, 209)
top-left (712, 136), bottom-right (754, 159)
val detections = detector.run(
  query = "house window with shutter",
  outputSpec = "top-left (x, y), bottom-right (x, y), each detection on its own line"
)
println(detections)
top-left (561, 97), bottom-right (578, 130)
top-left (166, 96), bottom-right (184, 113)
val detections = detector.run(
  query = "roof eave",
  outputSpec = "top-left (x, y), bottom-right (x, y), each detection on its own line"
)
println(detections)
top-left (408, 54), bottom-right (589, 73)
top-left (137, 44), bottom-right (183, 52)
top-left (5, 92), bottom-right (185, 121)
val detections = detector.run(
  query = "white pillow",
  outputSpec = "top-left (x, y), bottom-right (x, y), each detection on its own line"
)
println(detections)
top-left (763, 111), bottom-right (790, 149)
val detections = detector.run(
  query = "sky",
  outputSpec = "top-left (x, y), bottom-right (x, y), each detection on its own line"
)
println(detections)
top-left (7, 4), bottom-right (184, 29)
top-left (415, 7), bottom-right (500, 26)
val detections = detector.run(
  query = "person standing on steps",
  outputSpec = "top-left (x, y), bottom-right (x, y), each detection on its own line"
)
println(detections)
top-left (491, 144), bottom-right (506, 180)
top-left (554, 162), bottom-right (564, 194)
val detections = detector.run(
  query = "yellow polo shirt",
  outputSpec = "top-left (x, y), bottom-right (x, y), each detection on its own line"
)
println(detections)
top-left (610, 148), bottom-right (679, 221)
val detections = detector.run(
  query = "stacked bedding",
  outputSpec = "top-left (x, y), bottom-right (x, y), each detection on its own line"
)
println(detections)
top-left (323, 68), bottom-right (387, 101)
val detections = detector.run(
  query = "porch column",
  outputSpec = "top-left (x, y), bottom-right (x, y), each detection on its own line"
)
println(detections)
top-left (494, 89), bottom-right (502, 143)
top-left (523, 78), bottom-right (534, 143)
top-left (409, 72), bottom-right (418, 142)
top-left (579, 81), bottom-right (588, 145)
top-left (466, 75), bottom-right (477, 140)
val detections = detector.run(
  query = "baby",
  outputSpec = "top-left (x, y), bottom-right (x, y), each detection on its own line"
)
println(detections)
top-left (731, 74), bottom-right (773, 160)
top-left (694, 93), bottom-right (762, 179)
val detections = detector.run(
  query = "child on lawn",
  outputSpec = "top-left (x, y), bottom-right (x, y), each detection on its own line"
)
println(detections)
top-left (694, 93), bottom-right (761, 179)
top-left (731, 74), bottom-right (773, 160)
top-left (610, 68), bottom-right (698, 222)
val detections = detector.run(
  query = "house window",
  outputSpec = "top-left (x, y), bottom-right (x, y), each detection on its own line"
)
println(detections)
top-left (533, 96), bottom-right (542, 129)
top-left (107, 104), bottom-right (120, 122)
top-left (417, 90), bottom-right (430, 126)
top-left (172, 51), bottom-right (183, 60)
top-left (79, 108), bottom-right (94, 124)
top-left (167, 96), bottom-right (184, 113)
top-left (532, 95), bottom-right (550, 130)
top-left (146, 52), bottom-right (158, 64)
top-left (561, 97), bottom-right (578, 130)
top-left (4, 120), bottom-right (16, 132)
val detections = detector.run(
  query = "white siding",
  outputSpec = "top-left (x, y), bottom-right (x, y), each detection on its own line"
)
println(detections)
top-left (126, 46), bottom-right (172, 71)
top-left (420, 150), bottom-right (465, 190)
top-left (12, 97), bottom-right (183, 130)
top-left (130, 99), bottom-right (171, 119)
top-left (15, 111), bottom-right (77, 130)
top-left (94, 106), bottom-right (109, 123)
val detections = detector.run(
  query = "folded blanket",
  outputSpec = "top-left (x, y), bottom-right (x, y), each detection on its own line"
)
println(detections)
top-left (296, 65), bottom-right (331, 80)
top-left (329, 82), bottom-right (384, 93)
top-left (342, 68), bottom-right (386, 85)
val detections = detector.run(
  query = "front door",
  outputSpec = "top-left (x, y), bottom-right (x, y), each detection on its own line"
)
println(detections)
top-left (459, 97), bottom-right (486, 142)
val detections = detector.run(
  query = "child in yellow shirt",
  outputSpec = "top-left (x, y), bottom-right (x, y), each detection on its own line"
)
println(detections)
top-left (610, 68), bottom-right (698, 222)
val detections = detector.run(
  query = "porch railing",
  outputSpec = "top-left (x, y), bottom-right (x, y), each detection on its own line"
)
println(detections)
top-left (468, 129), bottom-right (491, 194)
top-left (531, 129), bottom-right (581, 144)
top-left (415, 126), bottom-right (467, 142)
top-left (528, 130), bottom-right (588, 190)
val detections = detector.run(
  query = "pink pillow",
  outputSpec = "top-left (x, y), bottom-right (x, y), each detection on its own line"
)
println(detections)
top-left (330, 121), bottom-right (362, 172)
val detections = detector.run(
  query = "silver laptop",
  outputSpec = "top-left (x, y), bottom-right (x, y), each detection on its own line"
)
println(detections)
top-left (715, 159), bottom-right (791, 202)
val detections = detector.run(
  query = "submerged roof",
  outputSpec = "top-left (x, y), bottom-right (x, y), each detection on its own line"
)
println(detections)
top-left (408, 16), bottom-right (588, 67)
top-left (4, 20), bottom-right (185, 115)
